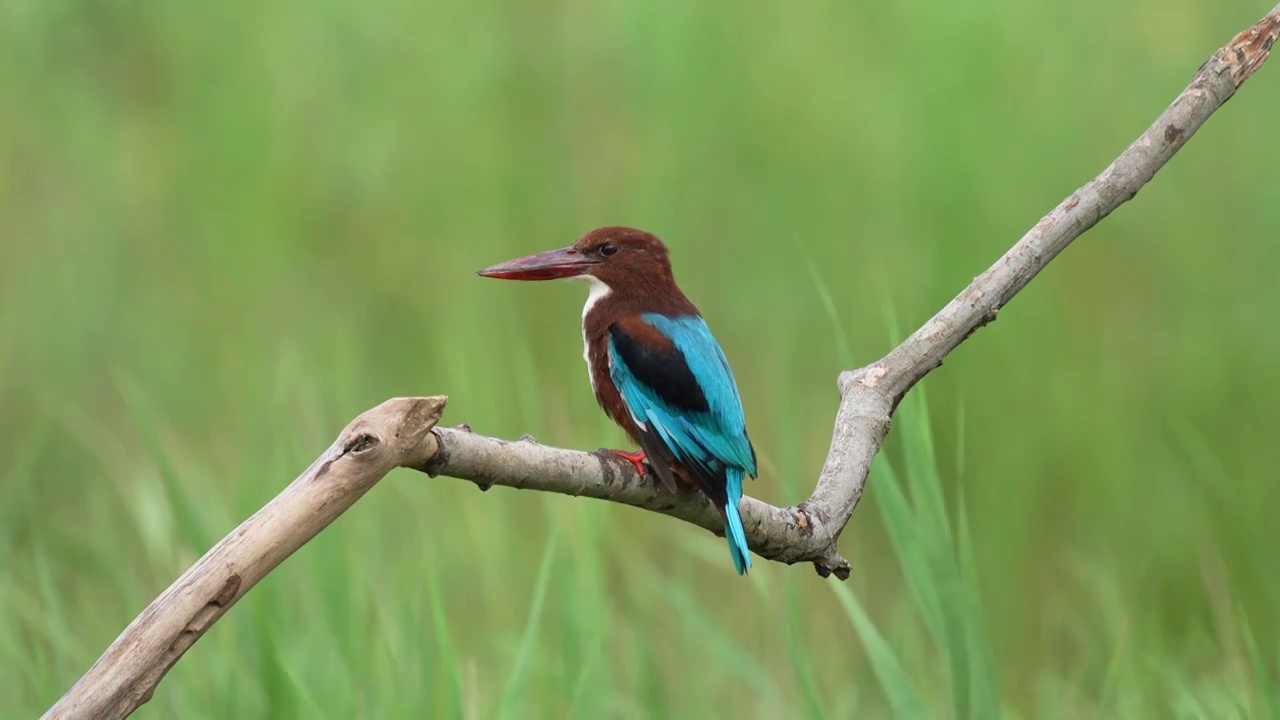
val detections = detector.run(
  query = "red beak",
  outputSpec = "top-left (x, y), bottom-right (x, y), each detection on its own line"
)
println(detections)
top-left (476, 246), bottom-right (598, 280)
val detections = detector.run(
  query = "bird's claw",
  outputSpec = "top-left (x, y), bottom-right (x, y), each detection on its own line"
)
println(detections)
top-left (610, 449), bottom-right (649, 478)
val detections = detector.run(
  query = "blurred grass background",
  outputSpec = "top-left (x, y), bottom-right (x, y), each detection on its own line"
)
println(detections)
top-left (2, 0), bottom-right (1279, 716)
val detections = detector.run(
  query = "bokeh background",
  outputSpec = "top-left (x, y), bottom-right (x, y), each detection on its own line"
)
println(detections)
top-left (3, 0), bottom-right (1279, 717)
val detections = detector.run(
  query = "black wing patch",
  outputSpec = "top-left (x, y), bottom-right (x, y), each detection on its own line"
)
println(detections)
top-left (607, 323), bottom-right (710, 414)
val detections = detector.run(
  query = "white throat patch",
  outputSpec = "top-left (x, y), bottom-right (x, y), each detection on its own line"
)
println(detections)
top-left (571, 275), bottom-right (612, 392)
top-left (578, 275), bottom-right (612, 320)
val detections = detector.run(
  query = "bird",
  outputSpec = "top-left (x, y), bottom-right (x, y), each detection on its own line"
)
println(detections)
top-left (477, 227), bottom-right (758, 574)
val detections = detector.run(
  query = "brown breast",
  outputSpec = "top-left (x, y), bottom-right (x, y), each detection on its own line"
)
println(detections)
top-left (579, 273), bottom-right (700, 447)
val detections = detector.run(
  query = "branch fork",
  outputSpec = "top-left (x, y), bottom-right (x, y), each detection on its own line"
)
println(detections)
top-left (42, 6), bottom-right (1280, 718)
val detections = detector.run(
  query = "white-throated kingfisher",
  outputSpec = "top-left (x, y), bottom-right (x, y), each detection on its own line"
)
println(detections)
top-left (477, 227), bottom-right (757, 574)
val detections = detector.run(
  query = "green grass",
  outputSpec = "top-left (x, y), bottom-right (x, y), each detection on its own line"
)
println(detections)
top-left (3, 0), bottom-right (1280, 717)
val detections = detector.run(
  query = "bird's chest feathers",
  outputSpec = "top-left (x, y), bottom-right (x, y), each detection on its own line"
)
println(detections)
top-left (576, 279), bottom-right (643, 438)
top-left (576, 277), bottom-right (613, 393)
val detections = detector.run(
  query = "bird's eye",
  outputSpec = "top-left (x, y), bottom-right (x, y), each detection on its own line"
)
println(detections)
top-left (599, 243), bottom-right (619, 257)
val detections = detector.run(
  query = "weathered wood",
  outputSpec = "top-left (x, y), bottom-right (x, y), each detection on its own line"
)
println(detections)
top-left (43, 5), bottom-right (1280, 717)
top-left (43, 397), bottom-right (446, 720)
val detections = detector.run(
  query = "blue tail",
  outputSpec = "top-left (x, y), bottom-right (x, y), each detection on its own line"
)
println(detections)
top-left (724, 467), bottom-right (751, 575)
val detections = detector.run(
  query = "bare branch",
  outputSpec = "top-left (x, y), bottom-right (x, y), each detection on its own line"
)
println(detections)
top-left (44, 7), bottom-right (1280, 719)
top-left (419, 427), bottom-right (850, 571)
top-left (42, 397), bottom-right (447, 720)
top-left (419, 6), bottom-right (1280, 579)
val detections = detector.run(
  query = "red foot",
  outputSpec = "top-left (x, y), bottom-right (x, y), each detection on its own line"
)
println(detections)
top-left (611, 449), bottom-right (648, 477)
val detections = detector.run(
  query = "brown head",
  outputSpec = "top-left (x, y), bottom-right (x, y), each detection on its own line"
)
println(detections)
top-left (476, 226), bottom-right (677, 292)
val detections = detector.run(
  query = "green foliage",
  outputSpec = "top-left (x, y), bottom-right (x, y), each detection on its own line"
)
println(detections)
top-left (2, 0), bottom-right (1279, 717)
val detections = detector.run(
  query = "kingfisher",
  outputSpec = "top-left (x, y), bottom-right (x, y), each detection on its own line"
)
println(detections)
top-left (477, 227), bottom-right (757, 574)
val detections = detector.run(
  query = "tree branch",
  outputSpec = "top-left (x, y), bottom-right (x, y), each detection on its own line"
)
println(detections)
top-left (43, 7), bottom-right (1279, 719)
top-left (421, 6), bottom-right (1280, 580)
top-left (42, 398), bottom-right (447, 720)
